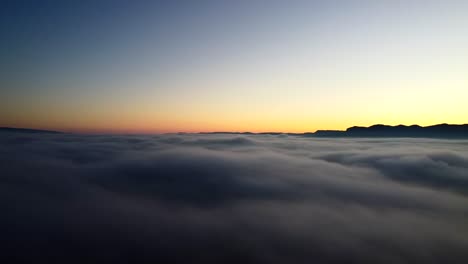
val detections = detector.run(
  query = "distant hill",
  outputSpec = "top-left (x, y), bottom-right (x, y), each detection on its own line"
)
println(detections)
top-left (202, 124), bottom-right (468, 139)
top-left (312, 124), bottom-right (468, 138)
top-left (2, 124), bottom-right (468, 138)
top-left (0, 127), bottom-right (62, 134)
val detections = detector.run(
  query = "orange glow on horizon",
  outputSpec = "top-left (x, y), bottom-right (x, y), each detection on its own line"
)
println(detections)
top-left (2, 116), bottom-right (467, 135)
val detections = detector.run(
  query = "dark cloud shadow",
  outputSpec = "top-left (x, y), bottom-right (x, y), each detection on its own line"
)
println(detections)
top-left (1, 133), bottom-right (468, 263)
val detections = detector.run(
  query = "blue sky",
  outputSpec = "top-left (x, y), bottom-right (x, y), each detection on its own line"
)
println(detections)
top-left (1, 0), bottom-right (467, 132)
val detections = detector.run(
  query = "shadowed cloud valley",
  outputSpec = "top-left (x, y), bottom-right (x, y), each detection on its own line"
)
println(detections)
top-left (1, 132), bottom-right (468, 263)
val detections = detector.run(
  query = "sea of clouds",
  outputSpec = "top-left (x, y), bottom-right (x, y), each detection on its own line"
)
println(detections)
top-left (1, 132), bottom-right (468, 263)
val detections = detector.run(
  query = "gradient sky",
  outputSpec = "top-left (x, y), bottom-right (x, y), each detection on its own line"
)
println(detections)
top-left (1, 0), bottom-right (467, 133)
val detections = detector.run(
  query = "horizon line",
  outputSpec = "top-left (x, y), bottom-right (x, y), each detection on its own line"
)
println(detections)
top-left (2, 122), bottom-right (468, 135)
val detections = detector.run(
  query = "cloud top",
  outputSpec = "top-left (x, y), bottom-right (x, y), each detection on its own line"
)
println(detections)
top-left (1, 133), bottom-right (468, 263)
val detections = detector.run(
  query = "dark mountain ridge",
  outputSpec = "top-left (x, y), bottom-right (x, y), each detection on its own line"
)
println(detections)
top-left (313, 124), bottom-right (468, 138)
top-left (201, 124), bottom-right (468, 138)
top-left (0, 127), bottom-right (62, 134)
top-left (2, 124), bottom-right (468, 138)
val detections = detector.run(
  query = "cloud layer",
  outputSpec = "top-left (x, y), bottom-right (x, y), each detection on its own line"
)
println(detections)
top-left (1, 133), bottom-right (468, 263)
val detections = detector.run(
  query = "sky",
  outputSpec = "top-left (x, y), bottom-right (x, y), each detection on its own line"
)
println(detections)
top-left (1, 0), bottom-right (467, 133)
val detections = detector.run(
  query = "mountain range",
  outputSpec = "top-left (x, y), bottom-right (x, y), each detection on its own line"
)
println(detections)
top-left (203, 124), bottom-right (468, 138)
top-left (0, 127), bottom-right (62, 134)
top-left (2, 124), bottom-right (468, 138)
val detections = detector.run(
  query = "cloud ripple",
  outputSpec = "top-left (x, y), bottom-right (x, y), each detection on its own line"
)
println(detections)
top-left (1, 133), bottom-right (468, 263)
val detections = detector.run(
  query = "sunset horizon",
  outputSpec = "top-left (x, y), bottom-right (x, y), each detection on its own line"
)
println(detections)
top-left (2, 121), bottom-right (468, 135)
top-left (2, 1), bottom-right (467, 134)
top-left (1, 1), bottom-right (468, 263)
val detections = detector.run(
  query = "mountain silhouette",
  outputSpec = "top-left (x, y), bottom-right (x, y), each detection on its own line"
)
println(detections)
top-left (2, 124), bottom-right (468, 138)
top-left (0, 127), bottom-right (62, 134)
top-left (312, 124), bottom-right (468, 138)
top-left (202, 124), bottom-right (468, 138)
